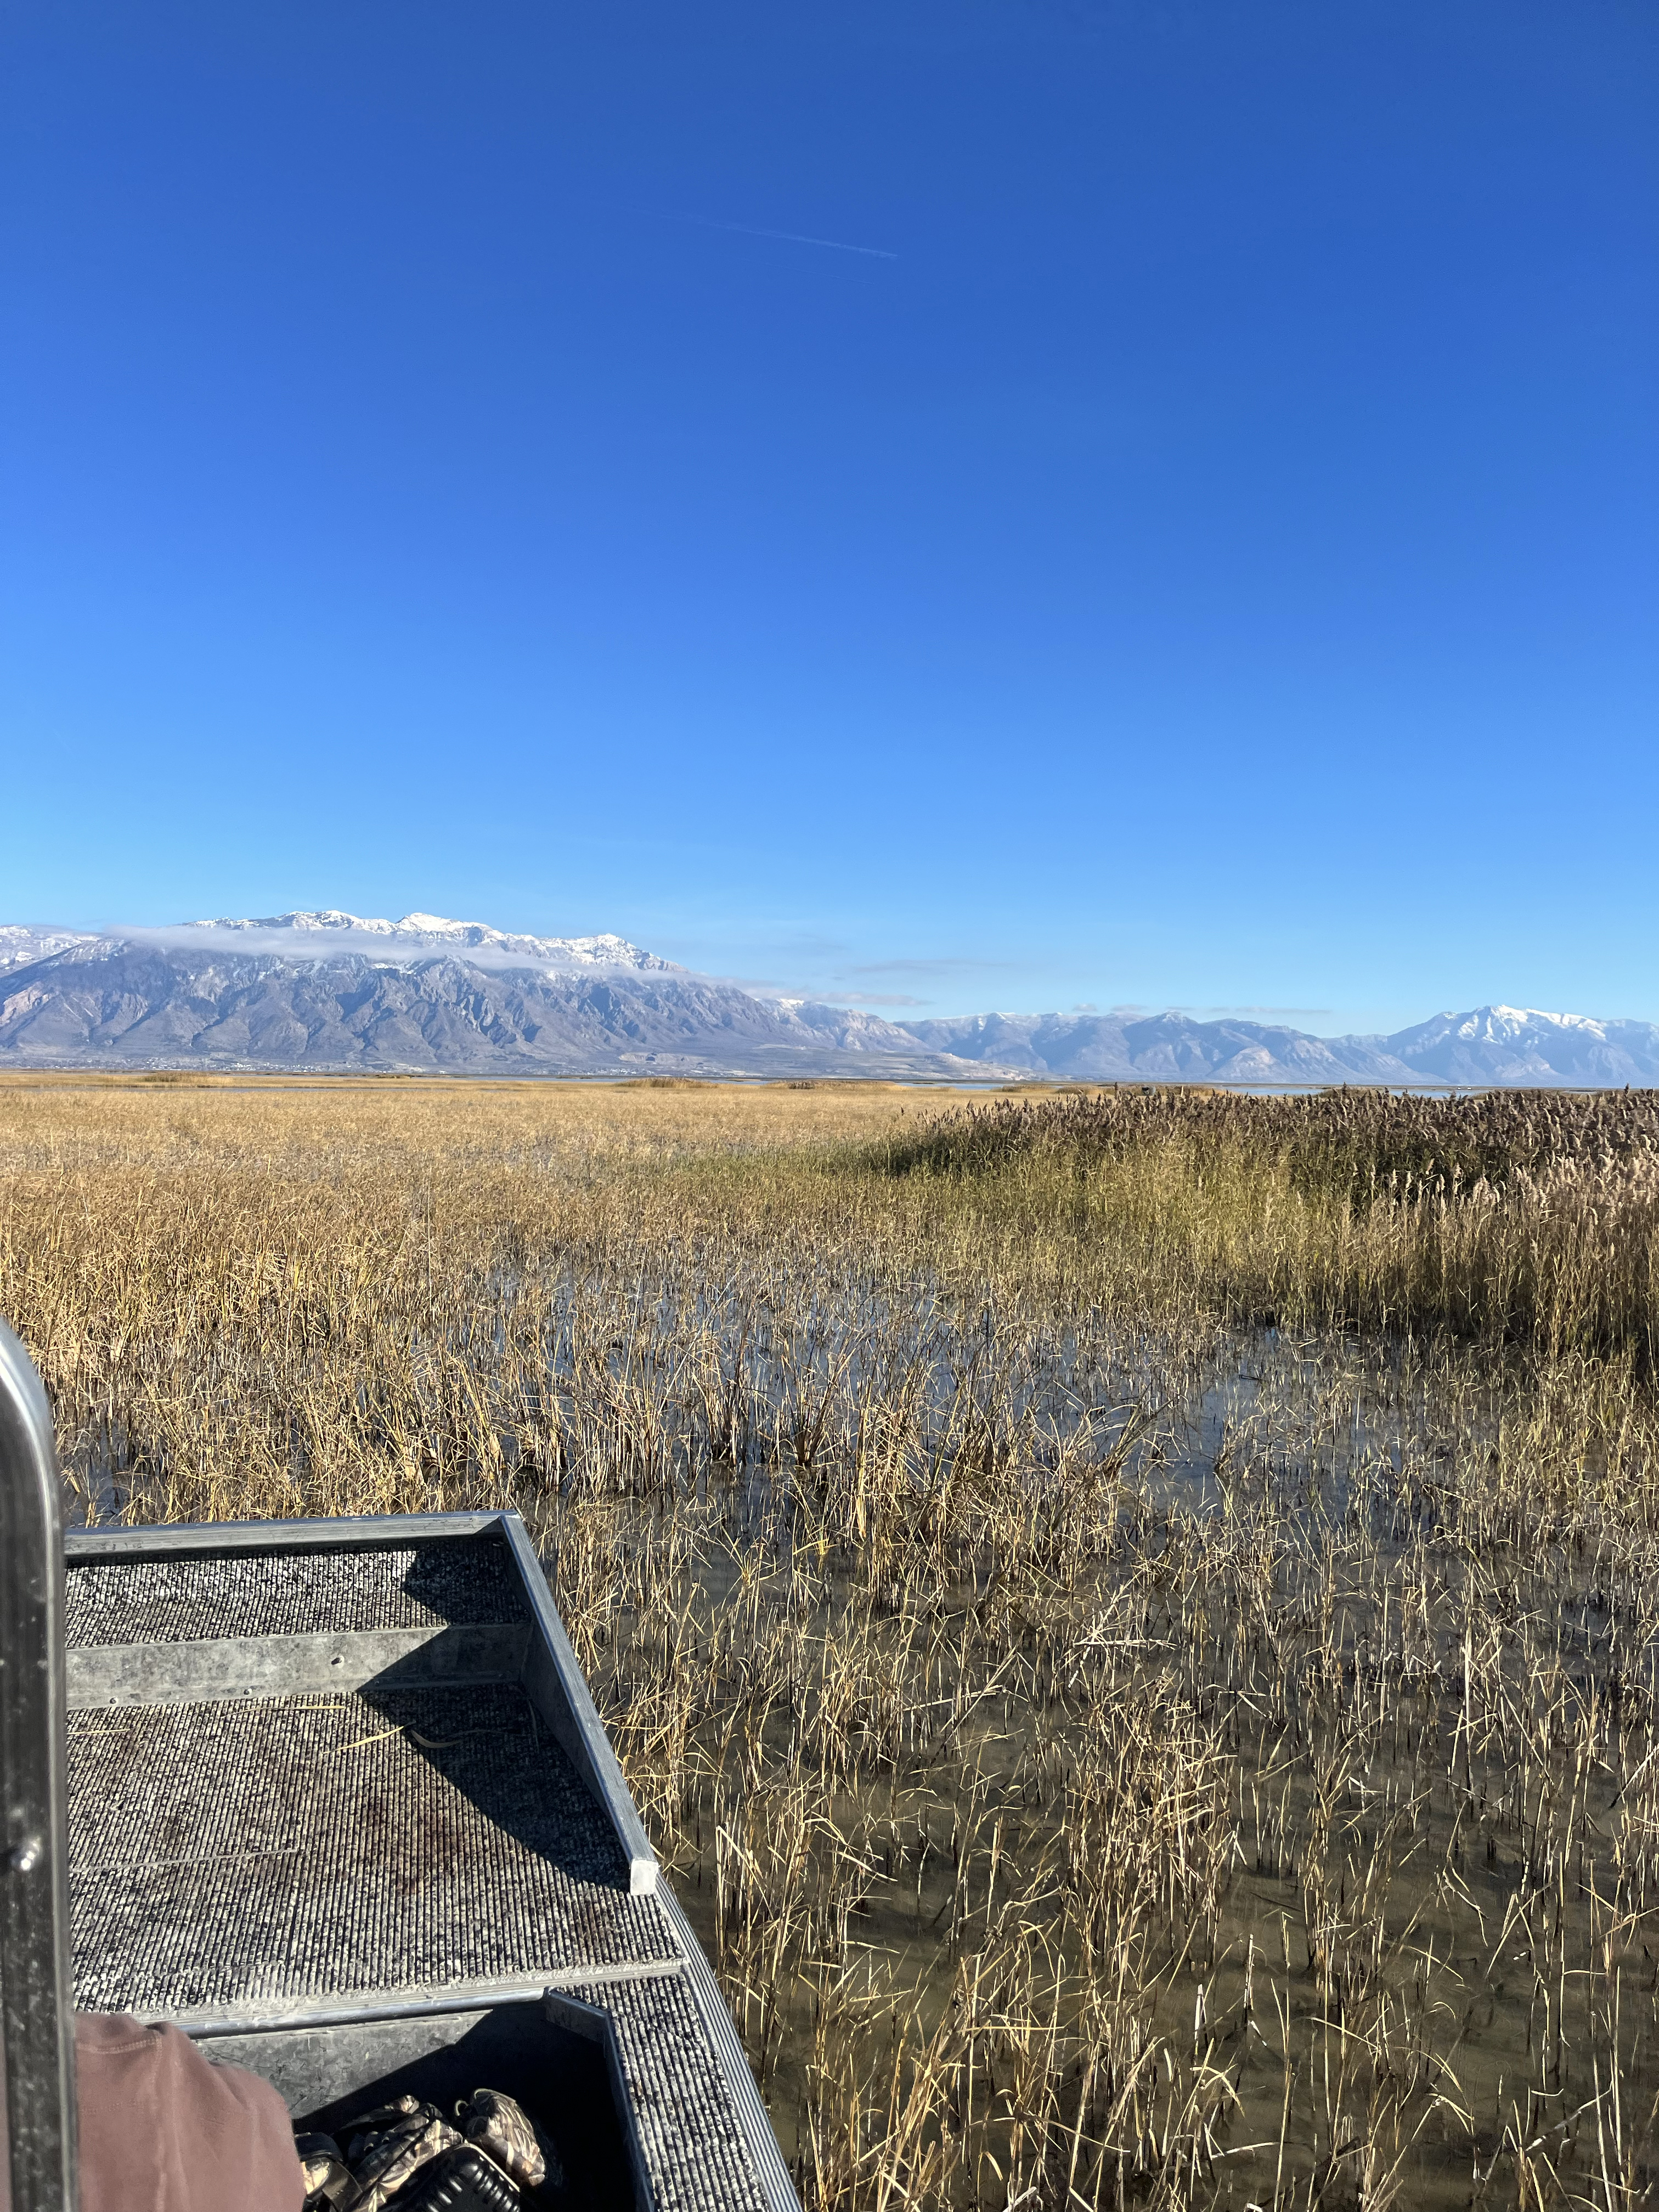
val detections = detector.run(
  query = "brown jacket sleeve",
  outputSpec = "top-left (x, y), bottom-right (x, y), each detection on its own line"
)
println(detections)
top-left (1, 2013), bottom-right (305, 2212)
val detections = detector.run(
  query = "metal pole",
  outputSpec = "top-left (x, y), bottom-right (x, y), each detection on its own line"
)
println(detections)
top-left (0, 1319), bottom-right (78, 2211)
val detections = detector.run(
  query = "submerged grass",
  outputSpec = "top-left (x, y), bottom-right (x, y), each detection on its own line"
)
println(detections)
top-left (7, 1079), bottom-right (1659, 2207)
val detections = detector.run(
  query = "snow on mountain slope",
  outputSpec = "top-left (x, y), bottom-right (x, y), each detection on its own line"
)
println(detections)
top-left (0, 923), bottom-right (972, 1075)
top-left (902, 1011), bottom-right (1414, 1083)
top-left (1385, 1006), bottom-right (1659, 1085)
top-left (769, 998), bottom-right (934, 1053)
top-left (899, 1004), bottom-right (1659, 1085)
top-left (0, 925), bottom-right (93, 974)
top-left (4, 915), bottom-right (1658, 1083)
top-left (171, 911), bottom-right (678, 972)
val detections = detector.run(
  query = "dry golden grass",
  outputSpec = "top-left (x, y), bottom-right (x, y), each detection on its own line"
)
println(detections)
top-left (8, 1078), bottom-right (1659, 2208)
top-left (883, 1085), bottom-right (1659, 1360)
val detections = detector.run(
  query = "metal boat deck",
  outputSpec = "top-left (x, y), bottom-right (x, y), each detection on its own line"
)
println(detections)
top-left (62, 1513), bottom-right (796, 2212)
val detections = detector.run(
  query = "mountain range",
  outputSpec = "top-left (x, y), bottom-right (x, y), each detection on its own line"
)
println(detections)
top-left (2, 911), bottom-right (1655, 1087)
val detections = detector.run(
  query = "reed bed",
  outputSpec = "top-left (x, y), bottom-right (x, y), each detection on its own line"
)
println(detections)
top-left (882, 1086), bottom-right (1659, 1362)
top-left (5, 1078), bottom-right (1659, 2208)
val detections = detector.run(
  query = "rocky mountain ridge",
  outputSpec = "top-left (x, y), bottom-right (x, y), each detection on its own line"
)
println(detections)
top-left (174, 911), bottom-right (680, 972)
top-left (908, 1003), bottom-right (1659, 1087)
top-left (1, 913), bottom-right (1653, 1085)
top-left (0, 915), bottom-right (965, 1077)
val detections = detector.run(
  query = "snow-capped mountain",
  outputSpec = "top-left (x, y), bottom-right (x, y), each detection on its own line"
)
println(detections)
top-left (0, 925), bottom-right (93, 974)
top-left (895, 1005), bottom-right (1659, 1085)
top-left (0, 915), bottom-right (973, 1076)
top-left (1, 914), bottom-right (1655, 1084)
top-left (171, 910), bottom-right (680, 973)
top-left (768, 999), bottom-right (933, 1054)
top-left (899, 1011), bottom-right (1415, 1085)
top-left (1380, 1006), bottom-right (1659, 1087)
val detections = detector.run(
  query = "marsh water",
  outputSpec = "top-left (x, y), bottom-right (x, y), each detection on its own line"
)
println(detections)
top-left (431, 1279), bottom-right (1657, 2209)
top-left (68, 1274), bottom-right (1659, 2206)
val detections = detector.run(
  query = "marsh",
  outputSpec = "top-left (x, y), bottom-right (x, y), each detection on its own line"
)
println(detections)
top-left (7, 1075), bottom-right (1658, 2209)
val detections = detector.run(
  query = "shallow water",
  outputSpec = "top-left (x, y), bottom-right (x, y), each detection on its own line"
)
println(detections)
top-left (547, 1311), bottom-right (1659, 2207)
top-left (71, 1260), bottom-right (1659, 2205)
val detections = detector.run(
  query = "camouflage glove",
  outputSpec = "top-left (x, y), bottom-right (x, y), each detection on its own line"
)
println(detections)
top-left (341, 2096), bottom-right (464, 2211)
top-left (458, 2089), bottom-right (546, 2191)
top-left (295, 2131), bottom-right (353, 2209)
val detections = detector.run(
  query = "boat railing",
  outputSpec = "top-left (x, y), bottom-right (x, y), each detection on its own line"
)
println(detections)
top-left (0, 1317), bottom-right (79, 2211)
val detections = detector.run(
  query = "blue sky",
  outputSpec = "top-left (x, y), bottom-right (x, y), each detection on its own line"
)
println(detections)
top-left (2, 0), bottom-right (1654, 1033)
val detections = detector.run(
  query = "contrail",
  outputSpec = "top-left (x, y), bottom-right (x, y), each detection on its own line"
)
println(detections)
top-left (674, 213), bottom-right (898, 261)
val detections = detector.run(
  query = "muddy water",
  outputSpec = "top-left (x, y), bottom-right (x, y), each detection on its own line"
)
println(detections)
top-left (557, 1313), bottom-right (1659, 2207)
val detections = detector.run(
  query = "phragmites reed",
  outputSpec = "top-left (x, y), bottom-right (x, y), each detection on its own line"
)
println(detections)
top-left (879, 1085), bottom-right (1659, 1361)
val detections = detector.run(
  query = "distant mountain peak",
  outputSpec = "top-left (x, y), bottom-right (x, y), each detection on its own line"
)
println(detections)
top-left (171, 911), bottom-right (678, 972)
top-left (1, 910), bottom-right (1655, 1085)
top-left (1483, 1005), bottom-right (1604, 1033)
top-left (188, 909), bottom-right (381, 932)
top-left (0, 924), bottom-right (94, 975)
top-left (1430, 1003), bottom-right (1600, 1030)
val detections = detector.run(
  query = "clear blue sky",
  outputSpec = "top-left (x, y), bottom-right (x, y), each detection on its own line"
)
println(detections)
top-left (2, 1), bottom-right (1654, 1033)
